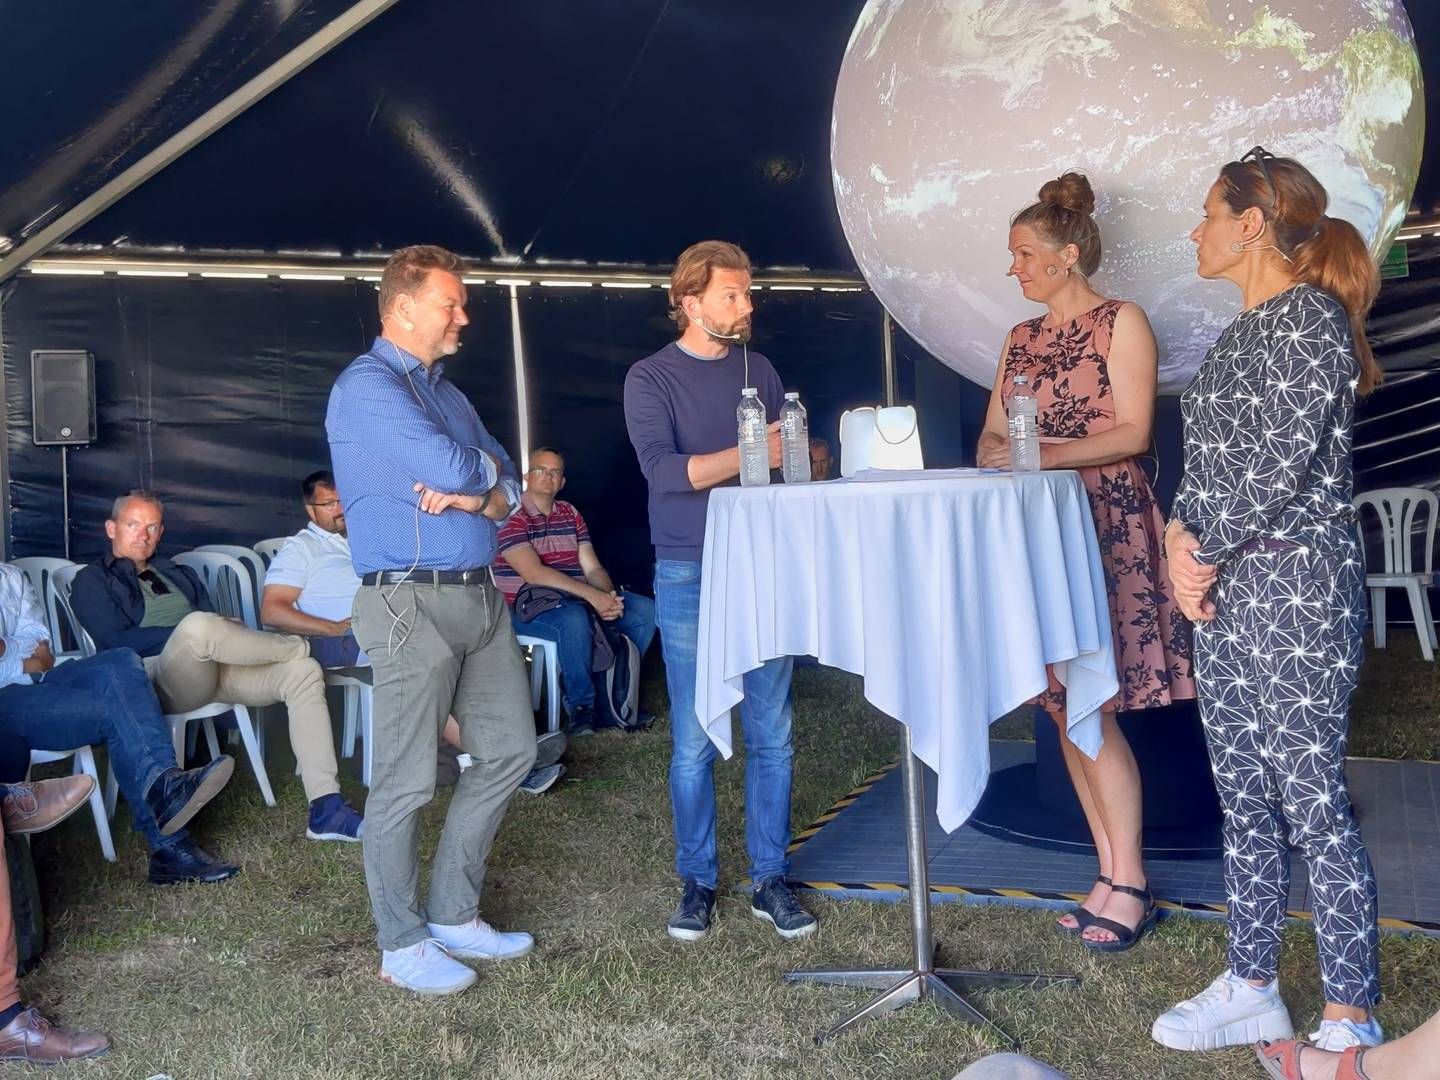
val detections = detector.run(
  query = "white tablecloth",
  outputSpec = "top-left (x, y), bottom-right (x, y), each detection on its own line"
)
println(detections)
top-left (694, 467), bottom-right (1118, 833)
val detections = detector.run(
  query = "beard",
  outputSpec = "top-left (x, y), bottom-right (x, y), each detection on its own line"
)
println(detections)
top-left (707, 318), bottom-right (752, 345)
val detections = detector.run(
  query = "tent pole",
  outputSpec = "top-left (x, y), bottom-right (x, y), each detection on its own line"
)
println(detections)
top-left (0, 0), bottom-right (406, 283)
top-left (508, 285), bottom-right (532, 475)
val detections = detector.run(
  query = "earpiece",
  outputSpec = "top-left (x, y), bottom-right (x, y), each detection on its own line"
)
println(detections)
top-left (400, 320), bottom-right (415, 331)
top-left (1230, 242), bottom-right (1244, 254)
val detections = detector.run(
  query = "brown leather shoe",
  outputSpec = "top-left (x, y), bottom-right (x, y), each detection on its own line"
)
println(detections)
top-left (0, 775), bottom-right (96, 835)
top-left (0, 1007), bottom-right (109, 1063)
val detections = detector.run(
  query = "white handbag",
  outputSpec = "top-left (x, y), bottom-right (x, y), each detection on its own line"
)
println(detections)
top-left (839, 405), bottom-right (924, 478)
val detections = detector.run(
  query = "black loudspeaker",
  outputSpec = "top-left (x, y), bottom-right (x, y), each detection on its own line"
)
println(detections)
top-left (31, 349), bottom-right (96, 446)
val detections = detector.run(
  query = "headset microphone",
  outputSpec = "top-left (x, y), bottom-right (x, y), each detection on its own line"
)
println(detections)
top-left (690, 313), bottom-right (743, 341)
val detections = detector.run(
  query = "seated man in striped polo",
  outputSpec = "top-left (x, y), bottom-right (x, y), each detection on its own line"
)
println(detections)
top-left (494, 447), bottom-right (656, 737)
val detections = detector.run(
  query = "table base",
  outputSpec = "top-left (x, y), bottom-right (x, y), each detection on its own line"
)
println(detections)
top-left (784, 732), bottom-right (1079, 1046)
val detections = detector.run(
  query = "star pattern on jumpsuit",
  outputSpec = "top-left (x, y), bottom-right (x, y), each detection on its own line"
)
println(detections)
top-left (1174, 284), bottom-right (1379, 1008)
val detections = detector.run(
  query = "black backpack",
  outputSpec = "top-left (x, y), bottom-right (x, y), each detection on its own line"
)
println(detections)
top-left (596, 628), bottom-right (646, 731)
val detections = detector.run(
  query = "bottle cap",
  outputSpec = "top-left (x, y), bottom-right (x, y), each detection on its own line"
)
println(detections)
top-left (742, 387), bottom-right (758, 395)
top-left (784, 391), bottom-right (799, 400)
top-left (1013, 374), bottom-right (1029, 385)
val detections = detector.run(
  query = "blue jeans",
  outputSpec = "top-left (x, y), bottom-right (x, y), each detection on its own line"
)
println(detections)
top-left (310, 632), bottom-right (366, 669)
top-left (512, 592), bottom-right (656, 711)
top-left (654, 559), bottom-right (794, 889)
top-left (0, 649), bottom-right (182, 850)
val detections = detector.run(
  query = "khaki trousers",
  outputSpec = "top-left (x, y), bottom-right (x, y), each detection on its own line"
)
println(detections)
top-left (147, 612), bottom-right (338, 802)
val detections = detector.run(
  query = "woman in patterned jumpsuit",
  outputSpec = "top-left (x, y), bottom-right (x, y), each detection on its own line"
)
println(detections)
top-left (1153, 149), bottom-right (1385, 1057)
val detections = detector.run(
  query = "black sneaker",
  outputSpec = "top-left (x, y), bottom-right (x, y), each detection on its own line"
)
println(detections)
top-left (568, 705), bottom-right (597, 739)
top-left (751, 877), bottom-right (817, 939)
top-left (148, 836), bottom-right (240, 886)
top-left (144, 757), bottom-right (235, 837)
top-left (666, 880), bottom-right (716, 942)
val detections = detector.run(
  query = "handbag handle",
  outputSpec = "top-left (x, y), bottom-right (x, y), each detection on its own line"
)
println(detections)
top-left (874, 408), bottom-right (918, 445)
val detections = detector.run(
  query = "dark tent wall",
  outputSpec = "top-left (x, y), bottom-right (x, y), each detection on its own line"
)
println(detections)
top-left (0, 276), bottom-right (886, 590)
top-left (0, 0), bottom-right (1437, 604)
top-left (0, 275), bottom-right (516, 563)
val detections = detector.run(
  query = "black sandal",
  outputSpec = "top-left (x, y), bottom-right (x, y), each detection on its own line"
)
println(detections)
top-left (1057, 875), bottom-right (1111, 936)
top-left (1081, 883), bottom-right (1157, 952)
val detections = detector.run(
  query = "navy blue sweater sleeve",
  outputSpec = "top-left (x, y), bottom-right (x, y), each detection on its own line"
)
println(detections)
top-left (624, 364), bottom-right (696, 495)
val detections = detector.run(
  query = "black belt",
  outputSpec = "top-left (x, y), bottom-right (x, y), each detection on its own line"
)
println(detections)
top-left (361, 568), bottom-right (491, 587)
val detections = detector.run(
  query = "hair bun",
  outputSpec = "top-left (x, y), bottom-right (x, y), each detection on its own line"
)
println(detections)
top-left (1038, 172), bottom-right (1095, 216)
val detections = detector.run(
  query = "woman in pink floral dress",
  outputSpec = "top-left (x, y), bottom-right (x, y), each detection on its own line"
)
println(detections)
top-left (977, 173), bottom-right (1195, 951)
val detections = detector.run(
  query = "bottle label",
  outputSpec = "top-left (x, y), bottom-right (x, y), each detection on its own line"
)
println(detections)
top-left (1008, 415), bottom-right (1037, 439)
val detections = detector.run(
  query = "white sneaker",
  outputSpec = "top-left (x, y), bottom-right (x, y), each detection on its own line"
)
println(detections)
top-left (1152, 970), bottom-right (1294, 1051)
top-left (379, 939), bottom-right (478, 995)
top-left (1310, 1017), bottom-right (1384, 1051)
top-left (427, 916), bottom-right (534, 961)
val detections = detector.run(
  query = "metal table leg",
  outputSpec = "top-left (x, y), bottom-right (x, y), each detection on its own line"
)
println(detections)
top-left (785, 727), bottom-right (1079, 1045)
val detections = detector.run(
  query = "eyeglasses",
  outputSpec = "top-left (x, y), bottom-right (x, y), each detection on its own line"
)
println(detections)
top-left (307, 499), bottom-right (342, 511)
top-left (527, 467), bottom-right (564, 479)
top-left (1240, 145), bottom-right (1280, 210)
top-left (138, 569), bottom-right (170, 596)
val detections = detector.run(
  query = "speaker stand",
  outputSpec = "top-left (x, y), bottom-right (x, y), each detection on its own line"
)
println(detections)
top-left (61, 446), bottom-right (71, 560)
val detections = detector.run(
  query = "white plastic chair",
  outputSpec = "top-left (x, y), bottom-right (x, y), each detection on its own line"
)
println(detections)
top-left (326, 670), bottom-right (373, 785)
top-left (10, 557), bottom-right (78, 654)
top-left (252, 537), bottom-right (291, 567)
top-left (26, 747), bottom-right (116, 861)
top-left (515, 634), bottom-right (560, 733)
top-left (184, 548), bottom-right (262, 630)
top-left (1354, 487), bottom-right (1438, 661)
top-left (171, 551), bottom-right (275, 803)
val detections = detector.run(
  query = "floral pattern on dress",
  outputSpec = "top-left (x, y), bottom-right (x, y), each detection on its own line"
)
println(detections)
top-left (1001, 300), bottom-right (1195, 714)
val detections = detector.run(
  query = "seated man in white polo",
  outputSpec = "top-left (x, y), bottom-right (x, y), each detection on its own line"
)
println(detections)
top-left (261, 470), bottom-right (565, 794)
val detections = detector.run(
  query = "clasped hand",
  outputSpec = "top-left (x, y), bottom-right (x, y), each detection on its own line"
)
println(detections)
top-left (588, 589), bottom-right (624, 621)
top-left (414, 483), bottom-right (484, 514)
top-left (1165, 527), bottom-right (1218, 623)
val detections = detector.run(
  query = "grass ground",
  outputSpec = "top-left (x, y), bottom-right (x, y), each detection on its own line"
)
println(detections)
top-left (17, 631), bottom-right (1440, 1079)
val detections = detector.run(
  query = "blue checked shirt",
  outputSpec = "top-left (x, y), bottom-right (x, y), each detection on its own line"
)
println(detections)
top-left (326, 338), bottom-right (521, 576)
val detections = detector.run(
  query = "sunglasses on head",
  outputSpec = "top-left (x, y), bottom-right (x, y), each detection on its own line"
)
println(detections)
top-left (1240, 145), bottom-right (1281, 209)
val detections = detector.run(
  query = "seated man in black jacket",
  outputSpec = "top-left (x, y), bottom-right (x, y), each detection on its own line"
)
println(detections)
top-left (71, 490), bottom-right (363, 843)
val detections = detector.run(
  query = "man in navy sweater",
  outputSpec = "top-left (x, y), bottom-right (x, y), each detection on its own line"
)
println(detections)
top-left (623, 240), bottom-right (815, 943)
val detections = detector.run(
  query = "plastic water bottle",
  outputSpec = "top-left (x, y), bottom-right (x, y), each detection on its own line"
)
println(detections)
top-left (1007, 374), bottom-right (1040, 473)
top-left (779, 392), bottom-right (811, 483)
top-left (737, 387), bottom-right (770, 487)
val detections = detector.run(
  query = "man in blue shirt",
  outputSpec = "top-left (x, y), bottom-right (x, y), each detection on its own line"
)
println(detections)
top-left (623, 240), bottom-right (816, 943)
top-left (327, 245), bottom-right (537, 996)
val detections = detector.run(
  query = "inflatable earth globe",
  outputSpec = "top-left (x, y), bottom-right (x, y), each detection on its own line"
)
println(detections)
top-left (831, 0), bottom-right (1425, 392)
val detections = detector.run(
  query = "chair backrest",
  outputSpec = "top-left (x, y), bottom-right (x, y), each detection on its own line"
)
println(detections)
top-left (253, 536), bottom-right (291, 567)
top-left (1354, 487), bottom-right (1439, 576)
top-left (49, 564), bottom-right (96, 658)
top-left (174, 550), bottom-right (260, 629)
top-left (9, 557), bottom-right (78, 647)
top-left (194, 544), bottom-right (266, 613)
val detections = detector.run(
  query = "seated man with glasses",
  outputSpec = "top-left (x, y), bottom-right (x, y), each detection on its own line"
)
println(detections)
top-left (260, 471), bottom-right (367, 670)
top-left (261, 472), bottom-right (567, 795)
top-left (71, 490), bottom-right (364, 843)
top-left (494, 448), bottom-right (656, 737)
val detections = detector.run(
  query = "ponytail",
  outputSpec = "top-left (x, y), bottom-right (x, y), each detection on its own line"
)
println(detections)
top-left (1291, 216), bottom-right (1382, 395)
